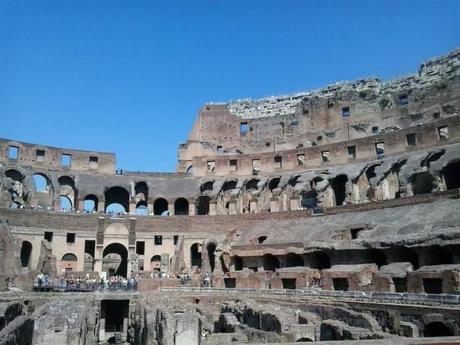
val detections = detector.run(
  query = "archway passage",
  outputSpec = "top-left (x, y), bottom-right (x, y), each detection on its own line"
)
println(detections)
top-left (104, 186), bottom-right (129, 212)
top-left (443, 161), bottom-right (460, 190)
top-left (135, 200), bottom-right (149, 215)
top-left (103, 243), bottom-right (128, 277)
top-left (207, 243), bottom-right (216, 272)
top-left (222, 180), bottom-right (237, 192)
top-left (391, 246), bottom-right (419, 270)
top-left (285, 253), bottom-right (304, 267)
top-left (307, 251), bottom-right (331, 269)
top-left (5, 169), bottom-right (24, 182)
top-left (32, 173), bottom-right (49, 192)
top-left (60, 195), bottom-right (72, 211)
top-left (174, 198), bottom-right (189, 215)
top-left (301, 191), bottom-right (318, 209)
top-left (233, 256), bottom-right (243, 271)
top-left (411, 172), bottom-right (434, 195)
top-left (84, 194), bottom-right (98, 213)
top-left (191, 243), bottom-right (202, 268)
top-left (196, 196), bottom-right (210, 215)
top-left (262, 254), bottom-right (280, 271)
top-left (366, 249), bottom-right (387, 268)
top-left (424, 322), bottom-right (452, 337)
top-left (331, 175), bottom-right (348, 206)
top-left (154, 198), bottom-right (168, 215)
top-left (20, 241), bottom-right (32, 268)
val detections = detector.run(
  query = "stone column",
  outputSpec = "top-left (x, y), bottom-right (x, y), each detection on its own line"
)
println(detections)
top-left (188, 202), bottom-right (195, 216)
top-left (229, 201), bottom-right (237, 215)
top-left (270, 198), bottom-right (280, 212)
top-left (94, 245), bottom-right (103, 276)
top-left (168, 203), bottom-right (175, 215)
top-left (209, 202), bottom-right (217, 216)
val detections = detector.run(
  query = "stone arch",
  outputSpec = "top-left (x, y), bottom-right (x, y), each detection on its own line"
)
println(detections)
top-left (330, 175), bottom-right (348, 206)
top-left (222, 180), bottom-right (238, 192)
top-left (285, 253), bottom-right (304, 267)
top-left (174, 198), bottom-right (189, 215)
top-left (32, 173), bottom-right (50, 193)
top-left (262, 254), bottom-right (279, 271)
top-left (245, 178), bottom-right (259, 191)
top-left (135, 200), bottom-right (148, 215)
top-left (103, 243), bottom-right (128, 277)
top-left (59, 195), bottom-right (72, 211)
top-left (307, 251), bottom-right (331, 269)
top-left (83, 194), bottom-right (98, 213)
top-left (424, 321), bottom-right (452, 337)
top-left (62, 253), bottom-right (77, 261)
top-left (20, 241), bottom-right (32, 268)
top-left (58, 176), bottom-right (76, 210)
top-left (200, 181), bottom-right (214, 193)
top-left (134, 181), bottom-right (148, 202)
top-left (196, 196), bottom-right (210, 215)
top-left (443, 160), bottom-right (460, 190)
top-left (104, 186), bottom-right (129, 212)
top-left (190, 243), bottom-right (202, 268)
top-left (410, 172), bottom-right (434, 195)
top-left (154, 198), bottom-right (169, 215)
top-left (5, 169), bottom-right (24, 182)
top-left (268, 177), bottom-right (280, 191)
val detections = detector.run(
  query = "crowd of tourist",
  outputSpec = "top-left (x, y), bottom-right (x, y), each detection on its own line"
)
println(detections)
top-left (34, 273), bottom-right (138, 292)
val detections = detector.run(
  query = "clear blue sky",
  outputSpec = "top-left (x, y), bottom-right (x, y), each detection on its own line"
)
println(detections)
top-left (1, 0), bottom-right (459, 172)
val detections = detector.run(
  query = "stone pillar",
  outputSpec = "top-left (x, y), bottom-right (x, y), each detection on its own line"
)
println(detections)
top-left (209, 202), bottom-right (217, 216)
top-left (128, 245), bottom-right (135, 276)
top-left (188, 202), bottom-right (196, 216)
top-left (249, 200), bottom-right (257, 213)
top-left (290, 198), bottom-right (299, 211)
top-left (98, 200), bottom-right (105, 213)
top-left (129, 202), bottom-right (136, 214)
top-left (229, 201), bottom-right (237, 215)
top-left (94, 245), bottom-right (103, 276)
top-left (147, 203), bottom-right (154, 215)
top-left (168, 203), bottom-right (175, 215)
top-left (78, 199), bottom-right (84, 212)
top-left (270, 199), bottom-right (280, 212)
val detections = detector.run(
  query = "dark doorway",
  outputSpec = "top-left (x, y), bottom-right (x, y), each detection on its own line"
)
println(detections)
top-left (285, 253), bottom-right (304, 267)
top-left (332, 278), bottom-right (349, 291)
top-left (308, 251), bottom-right (331, 269)
top-left (196, 196), bottom-right (210, 215)
top-left (282, 278), bottom-right (296, 289)
top-left (330, 175), bottom-right (348, 206)
top-left (423, 278), bottom-right (443, 294)
top-left (224, 278), bottom-right (236, 288)
top-left (174, 198), bottom-right (189, 215)
top-left (410, 172), bottom-right (434, 195)
top-left (191, 243), bottom-right (202, 268)
top-left (262, 254), bottom-right (280, 271)
top-left (393, 278), bottom-right (407, 292)
top-left (20, 241), bottom-right (32, 268)
top-left (443, 161), bottom-right (460, 190)
top-left (154, 198), bottom-right (168, 215)
top-left (101, 300), bottom-right (129, 333)
top-left (207, 243), bottom-right (216, 272)
top-left (424, 322), bottom-right (452, 337)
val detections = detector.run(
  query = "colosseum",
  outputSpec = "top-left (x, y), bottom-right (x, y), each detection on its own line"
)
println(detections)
top-left (0, 49), bottom-right (460, 344)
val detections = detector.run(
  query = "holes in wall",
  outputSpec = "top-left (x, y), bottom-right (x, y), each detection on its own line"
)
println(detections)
top-left (268, 177), bottom-right (280, 191)
top-left (332, 278), bottom-right (349, 291)
top-left (341, 107), bottom-right (350, 117)
top-left (200, 181), bottom-right (214, 193)
top-left (252, 159), bottom-right (260, 175)
top-left (297, 154), bottom-right (305, 166)
top-left (274, 155), bottom-right (282, 168)
top-left (66, 233), bottom-right (75, 243)
top-left (173, 235), bottom-right (179, 245)
top-left (174, 198), bottom-right (189, 215)
top-left (321, 150), bottom-right (330, 162)
top-left (399, 94), bottom-right (408, 106)
top-left (443, 161), bottom-right (460, 190)
top-left (196, 196), bottom-right (210, 215)
top-left (89, 156), bottom-right (99, 168)
top-left (154, 198), bottom-right (168, 216)
top-left (375, 142), bottom-right (385, 159)
top-left (136, 241), bottom-right (145, 255)
top-left (154, 235), bottom-right (163, 245)
top-left (258, 236), bottom-right (267, 244)
top-left (207, 160), bottom-right (216, 173)
top-left (347, 145), bottom-right (356, 159)
top-left (32, 173), bottom-right (49, 192)
top-left (240, 122), bottom-right (248, 136)
top-left (36, 149), bottom-right (45, 162)
top-left (44, 231), bottom-right (53, 242)
top-left (229, 159), bottom-right (237, 171)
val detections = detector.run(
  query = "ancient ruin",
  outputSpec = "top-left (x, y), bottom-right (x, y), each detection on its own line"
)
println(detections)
top-left (0, 49), bottom-right (460, 344)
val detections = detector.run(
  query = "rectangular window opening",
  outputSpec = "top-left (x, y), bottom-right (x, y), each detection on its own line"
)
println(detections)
top-left (321, 150), bottom-right (330, 162)
top-left (438, 126), bottom-right (449, 141)
top-left (44, 231), bottom-right (53, 242)
top-left (347, 146), bottom-right (356, 159)
top-left (252, 159), bottom-right (260, 175)
top-left (61, 153), bottom-right (72, 167)
top-left (406, 133), bottom-right (416, 146)
top-left (341, 107), bottom-right (350, 117)
top-left (84, 240), bottom-right (96, 257)
top-left (8, 146), bottom-right (18, 160)
top-left (375, 142), bottom-right (385, 159)
top-left (217, 145), bottom-right (223, 153)
top-left (240, 122), bottom-right (249, 136)
top-left (136, 241), bottom-right (145, 255)
top-left (229, 159), bottom-right (237, 172)
top-left (332, 278), bottom-right (349, 291)
top-left (297, 154), bottom-right (305, 166)
top-left (274, 156), bottom-right (282, 169)
top-left (36, 149), bottom-right (45, 162)
top-left (399, 94), bottom-right (409, 106)
top-left (207, 160), bottom-right (215, 173)
top-left (66, 233), bottom-right (75, 243)
top-left (154, 235), bottom-right (163, 245)
top-left (173, 235), bottom-right (179, 245)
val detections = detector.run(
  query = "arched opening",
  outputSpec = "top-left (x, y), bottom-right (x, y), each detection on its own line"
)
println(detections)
top-left (191, 243), bottom-right (202, 268)
top-left (222, 180), bottom-right (237, 192)
top-left (443, 161), bottom-right (460, 190)
top-left (246, 179), bottom-right (259, 191)
top-left (134, 181), bottom-right (148, 202)
top-left (391, 247), bottom-right (419, 269)
top-left (290, 175), bottom-right (301, 187)
top-left (20, 241), bottom-right (32, 268)
top-left (258, 236), bottom-right (267, 244)
top-left (207, 243), bottom-right (216, 272)
top-left (421, 246), bottom-right (453, 266)
top-left (104, 186), bottom-right (129, 213)
top-left (307, 251), bottom-right (331, 269)
top-left (233, 255), bottom-right (243, 271)
top-left (424, 322), bottom-right (452, 337)
top-left (154, 198), bottom-right (169, 215)
top-left (331, 175), bottom-right (348, 206)
top-left (297, 338), bottom-right (313, 342)
top-left (150, 255), bottom-right (161, 272)
top-left (200, 181), bottom-right (214, 193)
top-left (301, 191), bottom-right (318, 209)
top-left (5, 169), bottom-right (24, 182)
top-left (61, 253), bottom-right (78, 273)
top-left (103, 243), bottom-right (128, 277)
top-left (186, 165), bottom-right (193, 173)
top-left (174, 198), bottom-right (189, 215)
top-left (196, 196), bottom-right (210, 215)
top-left (32, 173), bottom-right (50, 192)
top-left (268, 177), bottom-right (280, 191)
top-left (366, 249), bottom-right (387, 268)
top-left (59, 195), bottom-right (72, 211)
top-left (83, 194), bottom-right (98, 213)
top-left (285, 253), bottom-right (304, 267)
top-left (135, 200), bottom-right (148, 215)
top-left (262, 254), bottom-right (280, 271)
top-left (410, 172), bottom-right (434, 195)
